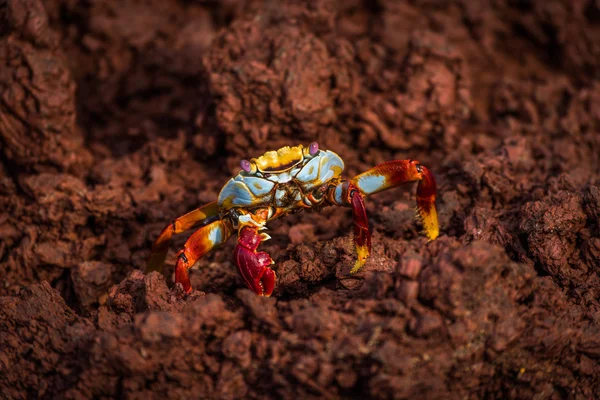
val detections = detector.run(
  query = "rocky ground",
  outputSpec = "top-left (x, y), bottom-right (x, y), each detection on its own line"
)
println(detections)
top-left (1, 0), bottom-right (599, 399)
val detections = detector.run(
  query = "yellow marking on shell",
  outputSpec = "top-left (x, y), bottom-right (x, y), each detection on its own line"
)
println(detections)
top-left (310, 165), bottom-right (343, 187)
top-left (252, 145), bottom-right (304, 172)
top-left (331, 165), bottom-right (343, 178)
top-left (221, 197), bottom-right (233, 209)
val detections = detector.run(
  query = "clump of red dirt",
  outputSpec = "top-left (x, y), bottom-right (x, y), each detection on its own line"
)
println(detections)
top-left (1, 0), bottom-right (599, 398)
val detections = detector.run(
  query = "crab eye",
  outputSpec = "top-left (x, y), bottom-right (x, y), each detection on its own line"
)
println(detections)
top-left (309, 141), bottom-right (319, 155)
top-left (240, 159), bottom-right (252, 173)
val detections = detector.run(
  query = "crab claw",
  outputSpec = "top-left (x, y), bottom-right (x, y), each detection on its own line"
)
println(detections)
top-left (234, 225), bottom-right (276, 296)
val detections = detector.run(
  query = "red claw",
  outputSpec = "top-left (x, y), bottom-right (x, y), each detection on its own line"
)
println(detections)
top-left (234, 226), bottom-right (276, 296)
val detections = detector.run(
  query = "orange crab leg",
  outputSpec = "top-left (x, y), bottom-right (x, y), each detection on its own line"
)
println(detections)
top-left (174, 219), bottom-right (233, 293)
top-left (147, 201), bottom-right (220, 273)
top-left (350, 159), bottom-right (439, 241)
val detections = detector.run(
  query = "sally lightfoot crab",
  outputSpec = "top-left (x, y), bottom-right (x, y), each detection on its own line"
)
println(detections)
top-left (147, 142), bottom-right (439, 296)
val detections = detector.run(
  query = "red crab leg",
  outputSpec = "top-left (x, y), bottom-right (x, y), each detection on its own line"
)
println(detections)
top-left (349, 185), bottom-right (371, 273)
top-left (234, 225), bottom-right (276, 297)
top-left (350, 159), bottom-right (439, 241)
top-left (147, 202), bottom-right (220, 274)
top-left (325, 181), bottom-right (371, 273)
top-left (174, 219), bottom-right (233, 293)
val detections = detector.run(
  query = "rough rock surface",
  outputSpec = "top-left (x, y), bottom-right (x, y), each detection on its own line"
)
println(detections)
top-left (1, 0), bottom-right (599, 398)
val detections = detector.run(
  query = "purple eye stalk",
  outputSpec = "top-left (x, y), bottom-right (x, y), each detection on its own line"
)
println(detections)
top-left (240, 159), bottom-right (253, 173)
top-left (309, 141), bottom-right (319, 156)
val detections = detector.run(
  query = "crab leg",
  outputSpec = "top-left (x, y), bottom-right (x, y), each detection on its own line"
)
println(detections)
top-left (351, 159), bottom-right (439, 241)
top-left (325, 180), bottom-right (372, 273)
top-left (348, 185), bottom-right (371, 273)
top-left (174, 219), bottom-right (233, 293)
top-left (147, 202), bottom-right (220, 273)
top-left (327, 160), bottom-right (439, 274)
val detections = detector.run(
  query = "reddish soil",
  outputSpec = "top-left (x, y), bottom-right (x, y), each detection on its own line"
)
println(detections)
top-left (1, 0), bottom-right (599, 398)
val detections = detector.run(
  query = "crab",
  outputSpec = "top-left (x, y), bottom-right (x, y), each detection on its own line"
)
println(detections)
top-left (147, 142), bottom-right (439, 296)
